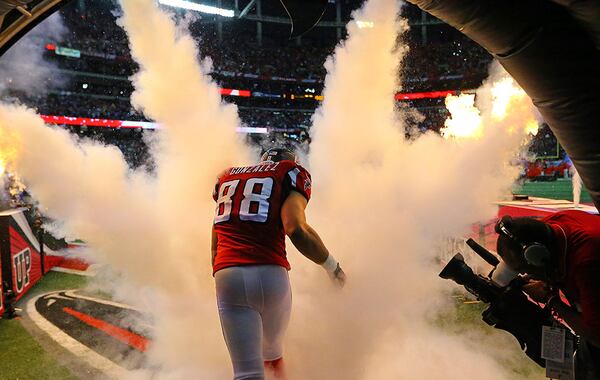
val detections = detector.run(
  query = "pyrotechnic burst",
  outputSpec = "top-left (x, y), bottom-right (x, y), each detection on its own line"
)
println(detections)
top-left (441, 74), bottom-right (538, 139)
top-left (442, 93), bottom-right (483, 139)
top-left (490, 76), bottom-right (539, 136)
top-left (0, 119), bottom-right (27, 201)
top-left (491, 77), bottom-right (526, 120)
top-left (0, 123), bottom-right (22, 176)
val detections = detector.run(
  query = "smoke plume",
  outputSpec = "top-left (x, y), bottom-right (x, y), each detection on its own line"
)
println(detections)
top-left (0, 13), bottom-right (67, 95)
top-left (291, 1), bottom-right (540, 379)
top-left (0, 0), bottom-right (544, 378)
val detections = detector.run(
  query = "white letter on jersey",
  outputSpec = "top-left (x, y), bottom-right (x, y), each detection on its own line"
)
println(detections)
top-left (214, 180), bottom-right (240, 223)
top-left (239, 178), bottom-right (274, 223)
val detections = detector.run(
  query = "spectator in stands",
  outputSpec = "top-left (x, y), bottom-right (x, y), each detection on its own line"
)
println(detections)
top-left (20, 0), bottom-right (497, 167)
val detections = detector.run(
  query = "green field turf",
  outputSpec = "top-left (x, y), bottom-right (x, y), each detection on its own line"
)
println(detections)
top-left (513, 178), bottom-right (593, 203)
top-left (0, 271), bottom-right (87, 380)
top-left (436, 298), bottom-right (545, 379)
top-left (1, 176), bottom-right (580, 380)
top-left (0, 318), bottom-right (79, 380)
top-left (27, 271), bottom-right (89, 298)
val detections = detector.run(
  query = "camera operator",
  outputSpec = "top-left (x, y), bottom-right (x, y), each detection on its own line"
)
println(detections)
top-left (495, 210), bottom-right (600, 380)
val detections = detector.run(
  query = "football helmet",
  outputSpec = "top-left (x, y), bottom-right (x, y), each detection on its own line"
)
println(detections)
top-left (260, 148), bottom-right (298, 163)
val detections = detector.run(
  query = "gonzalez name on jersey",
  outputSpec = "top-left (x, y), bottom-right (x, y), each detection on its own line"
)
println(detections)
top-left (212, 160), bottom-right (312, 274)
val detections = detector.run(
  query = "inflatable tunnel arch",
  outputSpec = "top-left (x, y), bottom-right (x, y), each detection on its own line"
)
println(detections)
top-left (0, 0), bottom-right (69, 55)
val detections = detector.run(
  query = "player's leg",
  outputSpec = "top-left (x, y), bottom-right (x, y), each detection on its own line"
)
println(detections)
top-left (216, 267), bottom-right (265, 380)
top-left (258, 266), bottom-right (292, 379)
top-left (264, 358), bottom-right (286, 379)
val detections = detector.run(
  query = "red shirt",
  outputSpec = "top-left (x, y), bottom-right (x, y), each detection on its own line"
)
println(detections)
top-left (212, 160), bottom-right (312, 274)
top-left (543, 210), bottom-right (600, 333)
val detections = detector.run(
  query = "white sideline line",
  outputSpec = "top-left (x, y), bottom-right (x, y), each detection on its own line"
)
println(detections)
top-left (63, 290), bottom-right (144, 313)
top-left (43, 293), bottom-right (74, 301)
top-left (51, 267), bottom-right (96, 277)
top-left (27, 292), bottom-right (128, 378)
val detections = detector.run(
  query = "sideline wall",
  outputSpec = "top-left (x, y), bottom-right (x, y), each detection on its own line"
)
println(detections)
top-left (0, 208), bottom-right (44, 316)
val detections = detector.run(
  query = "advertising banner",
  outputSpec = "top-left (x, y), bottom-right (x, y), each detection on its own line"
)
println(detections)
top-left (0, 209), bottom-right (43, 302)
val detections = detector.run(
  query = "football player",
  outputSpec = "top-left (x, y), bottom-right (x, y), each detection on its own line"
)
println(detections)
top-left (212, 148), bottom-right (345, 380)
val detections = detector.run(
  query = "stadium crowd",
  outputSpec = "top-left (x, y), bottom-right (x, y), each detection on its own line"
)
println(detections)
top-left (34, 94), bottom-right (141, 120)
top-left (49, 2), bottom-right (493, 87)
top-left (3, 1), bottom-right (559, 171)
top-left (51, 32), bottom-right (492, 89)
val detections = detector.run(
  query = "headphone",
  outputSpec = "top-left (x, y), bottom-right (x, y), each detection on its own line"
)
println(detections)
top-left (495, 216), bottom-right (551, 267)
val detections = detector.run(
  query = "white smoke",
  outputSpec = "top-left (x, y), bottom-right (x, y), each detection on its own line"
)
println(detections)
top-left (289, 0), bottom-right (541, 378)
top-left (0, 13), bottom-right (67, 95)
top-left (0, 0), bottom-right (546, 379)
top-left (0, 0), bottom-right (250, 376)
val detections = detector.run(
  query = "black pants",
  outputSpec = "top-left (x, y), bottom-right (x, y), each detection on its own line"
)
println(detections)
top-left (576, 340), bottom-right (600, 380)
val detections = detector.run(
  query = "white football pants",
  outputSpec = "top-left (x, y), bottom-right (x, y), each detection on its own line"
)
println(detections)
top-left (215, 265), bottom-right (292, 380)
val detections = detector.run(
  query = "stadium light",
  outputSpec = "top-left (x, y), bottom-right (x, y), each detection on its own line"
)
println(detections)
top-left (158, 0), bottom-right (235, 17)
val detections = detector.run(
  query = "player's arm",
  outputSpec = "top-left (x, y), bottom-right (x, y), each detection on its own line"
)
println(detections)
top-left (281, 191), bottom-right (345, 286)
top-left (211, 225), bottom-right (218, 266)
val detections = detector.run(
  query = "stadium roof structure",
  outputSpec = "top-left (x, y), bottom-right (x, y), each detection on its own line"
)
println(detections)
top-left (0, 0), bottom-right (340, 53)
top-left (0, 0), bottom-right (67, 56)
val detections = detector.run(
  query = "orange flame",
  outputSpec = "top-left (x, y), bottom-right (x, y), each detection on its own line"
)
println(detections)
top-left (0, 122), bottom-right (23, 177)
top-left (441, 94), bottom-right (482, 139)
top-left (441, 75), bottom-right (539, 139)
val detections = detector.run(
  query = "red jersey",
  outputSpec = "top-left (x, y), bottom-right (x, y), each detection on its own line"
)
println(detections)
top-left (543, 210), bottom-right (600, 333)
top-left (212, 160), bottom-right (312, 274)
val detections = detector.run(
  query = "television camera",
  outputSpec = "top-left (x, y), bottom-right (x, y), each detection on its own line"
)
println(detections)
top-left (439, 238), bottom-right (576, 367)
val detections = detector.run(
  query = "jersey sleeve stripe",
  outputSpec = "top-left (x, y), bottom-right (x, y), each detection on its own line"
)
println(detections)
top-left (287, 168), bottom-right (301, 187)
